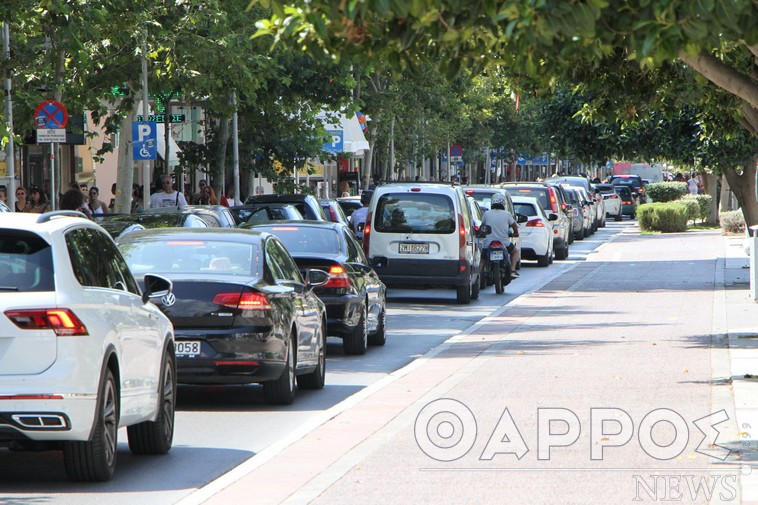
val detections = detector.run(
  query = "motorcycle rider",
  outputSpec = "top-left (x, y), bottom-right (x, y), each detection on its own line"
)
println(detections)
top-left (481, 192), bottom-right (520, 277)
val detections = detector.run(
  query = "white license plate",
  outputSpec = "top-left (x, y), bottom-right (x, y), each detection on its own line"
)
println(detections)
top-left (175, 340), bottom-right (202, 357)
top-left (399, 243), bottom-right (430, 254)
top-left (489, 250), bottom-right (504, 261)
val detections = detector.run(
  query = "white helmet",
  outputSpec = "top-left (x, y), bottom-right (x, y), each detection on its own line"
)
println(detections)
top-left (491, 192), bottom-right (505, 206)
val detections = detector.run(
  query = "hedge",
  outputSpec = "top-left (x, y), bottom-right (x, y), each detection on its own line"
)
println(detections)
top-left (673, 198), bottom-right (699, 222)
top-left (645, 182), bottom-right (687, 203)
top-left (637, 202), bottom-right (689, 232)
top-left (683, 194), bottom-right (713, 223)
top-left (720, 210), bottom-right (746, 234)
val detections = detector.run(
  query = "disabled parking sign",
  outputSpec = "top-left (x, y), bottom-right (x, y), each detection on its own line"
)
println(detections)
top-left (132, 121), bottom-right (157, 160)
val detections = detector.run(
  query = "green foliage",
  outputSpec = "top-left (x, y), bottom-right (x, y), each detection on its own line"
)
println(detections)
top-left (646, 182), bottom-right (687, 202)
top-left (684, 194), bottom-right (713, 223)
top-left (672, 198), bottom-right (699, 222)
top-left (637, 202), bottom-right (689, 232)
top-left (719, 209), bottom-right (746, 234)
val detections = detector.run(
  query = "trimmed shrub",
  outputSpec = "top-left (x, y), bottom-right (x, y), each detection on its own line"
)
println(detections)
top-left (637, 202), bottom-right (689, 233)
top-left (720, 209), bottom-right (746, 234)
top-left (645, 182), bottom-right (687, 203)
top-left (684, 194), bottom-right (713, 223)
top-left (673, 198), bottom-right (699, 222)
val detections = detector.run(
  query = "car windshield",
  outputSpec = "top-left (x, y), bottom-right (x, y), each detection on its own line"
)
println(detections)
top-left (258, 226), bottom-right (342, 255)
top-left (513, 202), bottom-right (538, 216)
top-left (119, 239), bottom-right (261, 277)
top-left (375, 193), bottom-right (455, 234)
top-left (611, 178), bottom-right (642, 187)
top-left (0, 230), bottom-right (55, 292)
top-left (510, 188), bottom-right (548, 209)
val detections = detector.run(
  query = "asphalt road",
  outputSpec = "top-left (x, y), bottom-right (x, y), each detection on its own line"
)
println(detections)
top-left (0, 220), bottom-right (628, 505)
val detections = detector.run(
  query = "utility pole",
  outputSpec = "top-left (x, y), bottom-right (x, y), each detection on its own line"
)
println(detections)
top-left (141, 30), bottom-right (151, 211)
top-left (232, 91), bottom-right (240, 204)
top-left (2, 21), bottom-right (16, 211)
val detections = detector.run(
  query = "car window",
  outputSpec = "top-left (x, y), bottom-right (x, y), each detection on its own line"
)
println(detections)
top-left (510, 187), bottom-right (548, 210)
top-left (266, 239), bottom-right (303, 283)
top-left (0, 230), bottom-right (55, 292)
top-left (264, 226), bottom-right (342, 255)
top-left (66, 228), bottom-right (128, 290)
top-left (343, 229), bottom-right (361, 262)
top-left (183, 215), bottom-right (209, 228)
top-left (514, 203), bottom-right (538, 216)
top-left (375, 193), bottom-right (455, 234)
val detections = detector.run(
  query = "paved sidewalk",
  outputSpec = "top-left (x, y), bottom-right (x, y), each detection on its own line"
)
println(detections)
top-left (183, 228), bottom-right (758, 505)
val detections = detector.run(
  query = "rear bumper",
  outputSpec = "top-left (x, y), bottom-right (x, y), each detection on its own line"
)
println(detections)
top-left (174, 327), bottom-right (287, 384)
top-left (319, 294), bottom-right (363, 338)
top-left (370, 258), bottom-right (471, 288)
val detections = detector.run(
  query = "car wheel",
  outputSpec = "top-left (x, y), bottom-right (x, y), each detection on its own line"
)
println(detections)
top-left (344, 304), bottom-right (368, 355)
top-left (298, 323), bottom-right (326, 389)
top-left (575, 226), bottom-right (584, 240)
top-left (264, 333), bottom-right (296, 404)
top-left (615, 210), bottom-right (622, 222)
top-left (471, 273), bottom-right (480, 300)
top-left (555, 242), bottom-right (568, 260)
top-left (537, 250), bottom-right (550, 267)
top-left (64, 368), bottom-right (119, 482)
top-left (456, 282), bottom-right (472, 304)
top-left (369, 308), bottom-right (387, 346)
top-left (127, 346), bottom-right (176, 455)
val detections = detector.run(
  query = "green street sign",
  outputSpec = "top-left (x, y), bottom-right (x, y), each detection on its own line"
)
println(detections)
top-left (136, 114), bottom-right (185, 123)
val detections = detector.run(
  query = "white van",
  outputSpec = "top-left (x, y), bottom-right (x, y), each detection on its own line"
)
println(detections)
top-left (615, 163), bottom-right (664, 183)
top-left (363, 182), bottom-right (481, 304)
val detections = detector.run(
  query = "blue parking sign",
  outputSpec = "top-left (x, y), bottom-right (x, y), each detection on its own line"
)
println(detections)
top-left (132, 122), bottom-right (157, 160)
top-left (322, 130), bottom-right (344, 153)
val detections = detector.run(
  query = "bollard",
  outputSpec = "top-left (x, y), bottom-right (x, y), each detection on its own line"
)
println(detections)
top-left (750, 225), bottom-right (758, 301)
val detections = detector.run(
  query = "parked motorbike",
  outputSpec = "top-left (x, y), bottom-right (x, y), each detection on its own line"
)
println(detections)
top-left (477, 225), bottom-right (513, 294)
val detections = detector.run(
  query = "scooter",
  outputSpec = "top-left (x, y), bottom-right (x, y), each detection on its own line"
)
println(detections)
top-left (477, 225), bottom-right (513, 294)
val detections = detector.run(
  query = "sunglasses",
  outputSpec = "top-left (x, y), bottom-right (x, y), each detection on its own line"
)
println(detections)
top-left (162, 180), bottom-right (172, 185)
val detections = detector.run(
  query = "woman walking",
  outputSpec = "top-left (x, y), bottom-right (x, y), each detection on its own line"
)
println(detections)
top-left (88, 186), bottom-right (109, 215)
top-left (28, 186), bottom-right (51, 213)
top-left (14, 186), bottom-right (31, 212)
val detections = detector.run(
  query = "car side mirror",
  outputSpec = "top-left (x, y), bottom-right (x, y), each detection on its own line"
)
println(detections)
top-left (142, 274), bottom-right (173, 304)
top-left (516, 213), bottom-right (529, 224)
top-left (305, 269), bottom-right (329, 289)
top-left (548, 213), bottom-right (559, 221)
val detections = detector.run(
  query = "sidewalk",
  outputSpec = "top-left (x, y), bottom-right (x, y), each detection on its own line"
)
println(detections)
top-left (182, 228), bottom-right (758, 505)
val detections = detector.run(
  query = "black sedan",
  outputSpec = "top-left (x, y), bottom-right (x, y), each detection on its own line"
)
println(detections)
top-left (248, 221), bottom-right (387, 355)
top-left (116, 228), bottom-right (328, 405)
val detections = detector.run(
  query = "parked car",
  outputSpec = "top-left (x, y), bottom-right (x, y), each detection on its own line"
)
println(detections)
top-left (146, 205), bottom-right (238, 228)
top-left (616, 185), bottom-right (638, 219)
top-left (336, 196), bottom-right (363, 219)
top-left (561, 186), bottom-right (585, 240)
top-left (500, 182), bottom-right (571, 260)
top-left (460, 185), bottom-right (523, 267)
top-left (230, 203), bottom-right (304, 224)
top-left (0, 211), bottom-right (176, 481)
top-left (116, 227), bottom-right (329, 405)
top-left (244, 194), bottom-right (327, 221)
top-left (366, 182), bottom-right (481, 304)
top-left (595, 183), bottom-right (623, 221)
top-left (251, 221), bottom-right (387, 354)
top-left (319, 199), bottom-right (351, 227)
top-left (511, 195), bottom-right (558, 266)
top-left (573, 186), bottom-right (597, 237)
top-left (589, 185), bottom-right (606, 231)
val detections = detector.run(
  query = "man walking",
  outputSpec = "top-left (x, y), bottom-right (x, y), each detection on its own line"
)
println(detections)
top-left (150, 175), bottom-right (187, 208)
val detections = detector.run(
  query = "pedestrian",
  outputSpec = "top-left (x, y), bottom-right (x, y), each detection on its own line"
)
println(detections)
top-left (350, 190), bottom-right (372, 241)
top-left (687, 174), bottom-right (699, 195)
top-left (198, 184), bottom-right (218, 205)
top-left (108, 182), bottom-right (117, 211)
top-left (88, 186), bottom-right (109, 215)
top-left (14, 186), bottom-right (31, 212)
top-left (61, 188), bottom-right (92, 219)
top-left (368, 174), bottom-right (381, 190)
top-left (150, 175), bottom-right (187, 208)
top-left (220, 185), bottom-right (241, 207)
top-left (131, 184), bottom-right (143, 213)
top-left (0, 186), bottom-right (6, 206)
top-left (28, 186), bottom-right (51, 213)
top-left (191, 179), bottom-right (207, 204)
top-left (79, 183), bottom-right (88, 195)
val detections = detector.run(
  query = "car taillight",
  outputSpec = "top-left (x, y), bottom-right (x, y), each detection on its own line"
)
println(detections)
top-left (548, 188), bottom-right (559, 213)
top-left (490, 241), bottom-right (505, 248)
top-left (526, 218), bottom-right (544, 227)
top-left (458, 214), bottom-right (466, 250)
top-left (611, 194), bottom-right (619, 199)
top-left (623, 200), bottom-right (632, 205)
top-left (5, 309), bottom-right (89, 336)
top-left (363, 212), bottom-right (372, 255)
top-left (213, 292), bottom-right (271, 311)
top-left (324, 265), bottom-right (351, 289)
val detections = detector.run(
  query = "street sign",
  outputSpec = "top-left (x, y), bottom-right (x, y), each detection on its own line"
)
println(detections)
top-left (450, 144), bottom-right (463, 157)
top-left (450, 156), bottom-right (463, 163)
top-left (132, 122), bottom-right (157, 161)
top-left (34, 100), bottom-right (69, 130)
top-left (323, 130), bottom-right (344, 153)
top-left (37, 129), bottom-right (66, 143)
top-left (136, 114), bottom-right (186, 123)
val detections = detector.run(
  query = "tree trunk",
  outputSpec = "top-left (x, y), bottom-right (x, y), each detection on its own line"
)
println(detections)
top-left (114, 104), bottom-right (138, 214)
top-left (719, 175), bottom-right (733, 212)
top-left (700, 172), bottom-right (719, 224)
top-left (212, 116), bottom-right (230, 199)
top-left (722, 156), bottom-right (758, 226)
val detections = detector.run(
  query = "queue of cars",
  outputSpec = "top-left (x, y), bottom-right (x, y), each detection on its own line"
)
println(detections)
top-left (0, 176), bottom-right (634, 481)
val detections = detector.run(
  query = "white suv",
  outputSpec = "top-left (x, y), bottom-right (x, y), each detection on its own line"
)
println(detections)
top-left (0, 211), bottom-right (176, 481)
top-left (363, 183), bottom-right (481, 304)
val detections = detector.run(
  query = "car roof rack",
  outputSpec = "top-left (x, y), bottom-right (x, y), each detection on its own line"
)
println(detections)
top-left (37, 210), bottom-right (88, 223)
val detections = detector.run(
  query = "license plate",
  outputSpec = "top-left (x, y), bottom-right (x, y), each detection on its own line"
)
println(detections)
top-left (175, 340), bottom-right (202, 357)
top-left (490, 250), bottom-right (504, 261)
top-left (399, 243), bottom-right (430, 254)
